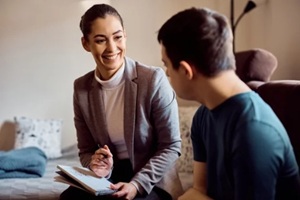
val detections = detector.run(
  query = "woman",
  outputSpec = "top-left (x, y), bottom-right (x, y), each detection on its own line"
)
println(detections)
top-left (59, 4), bottom-right (182, 200)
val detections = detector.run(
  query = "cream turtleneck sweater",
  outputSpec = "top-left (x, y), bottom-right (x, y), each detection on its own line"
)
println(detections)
top-left (94, 64), bottom-right (129, 159)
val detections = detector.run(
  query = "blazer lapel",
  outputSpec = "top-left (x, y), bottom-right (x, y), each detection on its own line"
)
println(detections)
top-left (124, 57), bottom-right (137, 165)
top-left (89, 79), bottom-right (117, 155)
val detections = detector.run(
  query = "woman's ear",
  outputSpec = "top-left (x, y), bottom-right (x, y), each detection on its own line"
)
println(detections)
top-left (179, 61), bottom-right (194, 80)
top-left (123, 29), bottom-right (127, 44)
top-left (123, 29), bottom-right (127, 38)
top-left (81, 37), bottom-right (91, 52)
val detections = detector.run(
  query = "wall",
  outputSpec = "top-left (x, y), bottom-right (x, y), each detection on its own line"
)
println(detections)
top-left (0, 0), bottom-right (109, 149)
top-left (0, 0), bottom-right (299, 149)
top-left (234, 0), bottom-right (300, 79)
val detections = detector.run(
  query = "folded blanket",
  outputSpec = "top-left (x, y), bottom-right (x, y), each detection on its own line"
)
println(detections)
top-left (0, 147), bottom-right (47, 179)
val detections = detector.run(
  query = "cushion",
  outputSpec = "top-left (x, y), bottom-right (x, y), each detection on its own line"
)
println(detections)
top-left (177, 106), bottom-right (198, 173)
top-left (14, 116), bottom-right (63, 159)
top-left (235, 48), bottom-right (277, 82)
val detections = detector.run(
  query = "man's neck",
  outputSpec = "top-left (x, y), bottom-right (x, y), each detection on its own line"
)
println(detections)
top-left (194, 70), bottom-right (251, 110)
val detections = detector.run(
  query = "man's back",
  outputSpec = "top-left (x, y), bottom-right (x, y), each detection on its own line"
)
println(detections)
top-left (191, 92), bottom-right (300, 199)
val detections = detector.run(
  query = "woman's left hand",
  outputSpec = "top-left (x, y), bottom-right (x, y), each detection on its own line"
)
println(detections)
top-left (110, 182), bottom-right (138, 200)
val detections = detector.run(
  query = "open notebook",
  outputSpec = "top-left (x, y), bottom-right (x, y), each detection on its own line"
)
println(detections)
top-left (55, 165), bottom-right (116, 196)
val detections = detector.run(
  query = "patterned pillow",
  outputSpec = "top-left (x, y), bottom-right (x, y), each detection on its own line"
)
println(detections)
top-left (14, 116), bottom-right (63, 159)
top-left (177, 106), bottom-right (198, 173)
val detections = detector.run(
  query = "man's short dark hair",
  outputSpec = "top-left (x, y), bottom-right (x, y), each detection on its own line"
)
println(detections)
top-left (158, 7), bottom-right (235, 77)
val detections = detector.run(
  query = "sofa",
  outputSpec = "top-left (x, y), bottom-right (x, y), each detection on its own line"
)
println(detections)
top-left (177, 106), bottom-right (198, 191)
top-left (177, 48), bottom-right (300, 192)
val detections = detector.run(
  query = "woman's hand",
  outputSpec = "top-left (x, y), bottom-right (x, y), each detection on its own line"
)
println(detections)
top-left (178, 188), bottom-right (213, 200)
top-left (110, 182), bottom-right (138, 200)
top-left (89, 145), bottom-right (113, 178)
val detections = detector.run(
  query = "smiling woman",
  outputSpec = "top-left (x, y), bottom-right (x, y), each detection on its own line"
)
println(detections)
top-left (59, 3), bottom-right (183, 200)
top-left (80, 6), bottom-right (126, 80)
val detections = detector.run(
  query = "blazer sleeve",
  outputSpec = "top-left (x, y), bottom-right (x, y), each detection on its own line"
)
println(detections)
top-left (131, 66), bottom-right (182, 195)
top-left (73, 73), bottom-right (98, 167)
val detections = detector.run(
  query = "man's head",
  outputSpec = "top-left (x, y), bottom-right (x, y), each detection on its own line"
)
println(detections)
top-left (157, 7), bottom-right (235, 77)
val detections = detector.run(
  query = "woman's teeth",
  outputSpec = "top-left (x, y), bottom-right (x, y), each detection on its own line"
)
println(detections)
top-left (104, 54), bottom-right (118, 60)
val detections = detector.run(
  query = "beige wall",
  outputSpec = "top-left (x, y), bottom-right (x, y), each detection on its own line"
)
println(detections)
top-left (0, 0), bottom-right (299, 148)
top-left (234, 0), bottom-right (300, 79)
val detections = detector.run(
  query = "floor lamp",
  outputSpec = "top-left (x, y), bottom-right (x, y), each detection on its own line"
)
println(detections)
top-left (231, 0), bottom-right (257, 53)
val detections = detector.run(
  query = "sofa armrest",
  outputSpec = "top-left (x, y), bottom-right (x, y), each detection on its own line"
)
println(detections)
top-left (235, 48), bottom-right (277, 82)
top-left (247, 80), bottom-right (265, 91)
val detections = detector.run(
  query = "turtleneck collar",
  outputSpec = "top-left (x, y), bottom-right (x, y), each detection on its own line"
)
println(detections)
top-left (94, 62), bottom-right (125, 89)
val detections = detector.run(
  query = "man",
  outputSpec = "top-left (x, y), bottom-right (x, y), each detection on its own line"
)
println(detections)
top-left (157, 7), bottom-right (300, 200)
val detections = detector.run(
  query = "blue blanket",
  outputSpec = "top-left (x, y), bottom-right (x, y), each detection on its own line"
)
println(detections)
top-left (0, 147), bottom-right (47, 179)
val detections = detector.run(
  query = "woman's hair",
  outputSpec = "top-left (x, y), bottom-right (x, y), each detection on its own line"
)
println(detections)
top-left (157, 7), bottom-right (235, 77)
top-left (80, 4), bottom-right (124, 40)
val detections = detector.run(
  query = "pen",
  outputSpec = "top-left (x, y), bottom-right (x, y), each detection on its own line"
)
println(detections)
top-left (97, 144), bottom-right (108, 158)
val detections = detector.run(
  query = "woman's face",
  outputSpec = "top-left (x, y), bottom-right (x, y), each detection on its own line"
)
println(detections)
top-left (82, 15), bottom-right (126, 80)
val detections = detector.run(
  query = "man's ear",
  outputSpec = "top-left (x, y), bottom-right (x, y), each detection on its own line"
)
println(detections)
top-left (179, 61), bottom-right (194, 80)
top-left (81, 37), bottom-right (91, 52)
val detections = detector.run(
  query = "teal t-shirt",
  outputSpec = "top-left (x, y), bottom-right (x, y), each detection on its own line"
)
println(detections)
top-left (192, 91), bottom-right (300, 200)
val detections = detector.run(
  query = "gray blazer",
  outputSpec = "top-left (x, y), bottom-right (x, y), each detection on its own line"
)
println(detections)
top-left (73, 57), bottom-right (183, 199)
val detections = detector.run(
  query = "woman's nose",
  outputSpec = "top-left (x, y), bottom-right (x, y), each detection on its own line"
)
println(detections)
top-left (106, 40), bottom-right (116, 52)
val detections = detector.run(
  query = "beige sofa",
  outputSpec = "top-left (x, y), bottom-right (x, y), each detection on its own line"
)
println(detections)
top-left (177, 106), bottom-right (199, 191)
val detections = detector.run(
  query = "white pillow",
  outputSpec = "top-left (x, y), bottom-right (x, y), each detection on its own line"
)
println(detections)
top-left (14, 116), bottom-right (63, 159)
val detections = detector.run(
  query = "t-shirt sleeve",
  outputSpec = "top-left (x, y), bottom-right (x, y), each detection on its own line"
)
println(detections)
top-left (232, 120), bottom-right (295, 199)
top-left (191, 107), bottom-right (207, 162)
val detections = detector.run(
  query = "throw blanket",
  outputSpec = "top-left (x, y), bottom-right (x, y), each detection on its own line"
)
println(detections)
top-left (0, 147), bottom-right (47, 179)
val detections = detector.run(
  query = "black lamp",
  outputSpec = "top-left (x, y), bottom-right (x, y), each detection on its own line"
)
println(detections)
top-left (231, 0), bottom-right (257, 53)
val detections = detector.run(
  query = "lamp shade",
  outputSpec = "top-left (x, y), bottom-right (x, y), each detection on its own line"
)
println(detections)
top-left (244, 1), bottom-right (257, 13)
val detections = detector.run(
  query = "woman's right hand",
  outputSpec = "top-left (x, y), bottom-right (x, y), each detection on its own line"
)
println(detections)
top-left (89, 145), bottom-right (113, 178)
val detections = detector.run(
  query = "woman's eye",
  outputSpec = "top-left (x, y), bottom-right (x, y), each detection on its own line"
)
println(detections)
top-left (114, 35), bottom-right (123, 41)
top-left (95, 39), bottom-right (106, 44)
